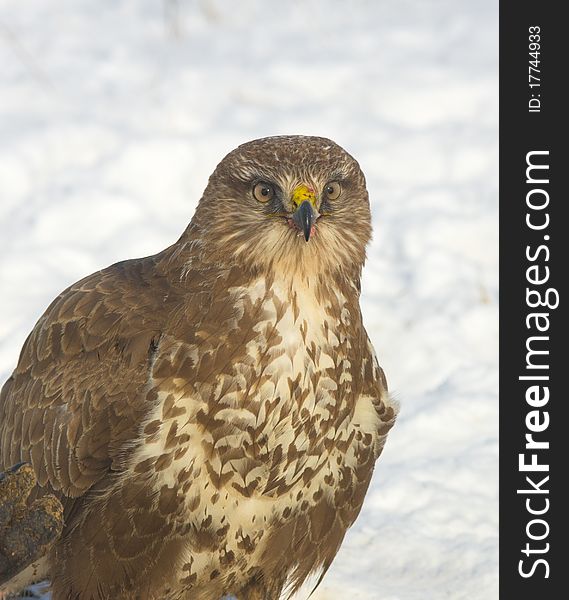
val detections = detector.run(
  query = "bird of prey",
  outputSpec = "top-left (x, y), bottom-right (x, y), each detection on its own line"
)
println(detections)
top-left (0, 135), bottom-right (397, 600)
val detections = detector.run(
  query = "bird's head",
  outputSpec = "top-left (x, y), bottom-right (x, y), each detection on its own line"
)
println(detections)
top-left (189, 135), bottom-right (372, 280)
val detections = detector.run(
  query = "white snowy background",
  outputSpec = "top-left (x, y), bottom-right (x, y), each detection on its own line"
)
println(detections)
top-left (0, 0), bottom-right (498, 598)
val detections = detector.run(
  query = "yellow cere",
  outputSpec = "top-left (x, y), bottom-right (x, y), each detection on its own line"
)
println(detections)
top-left (291, 184), bottom-right (316, 208)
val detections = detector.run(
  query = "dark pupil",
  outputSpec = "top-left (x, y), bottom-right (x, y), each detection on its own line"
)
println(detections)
top-left (261, 187), bottom-right (270, 196)
top-left (327, 185), bottom-right (334, 195)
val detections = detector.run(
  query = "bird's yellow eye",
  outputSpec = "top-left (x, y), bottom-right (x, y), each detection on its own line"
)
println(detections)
top-left (324, 181), bottom-right (341, 200)
top-left (253, 182), bottom-right (275, 203)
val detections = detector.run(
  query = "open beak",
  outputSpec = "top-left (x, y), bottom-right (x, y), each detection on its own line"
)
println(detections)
top-left (292, 200), bottom-right (316, 242)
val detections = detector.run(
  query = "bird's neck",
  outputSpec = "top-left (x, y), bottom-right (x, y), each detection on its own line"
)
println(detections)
top-left (158, 226), bottom-right (363, 307)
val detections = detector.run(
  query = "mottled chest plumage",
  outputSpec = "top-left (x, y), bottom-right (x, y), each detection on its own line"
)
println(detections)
top-left (125, 277), bottom-right (387, 593)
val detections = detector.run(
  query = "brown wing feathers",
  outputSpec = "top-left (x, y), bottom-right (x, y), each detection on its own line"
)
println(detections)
top-left (0, 258), bottom-right (165, 497)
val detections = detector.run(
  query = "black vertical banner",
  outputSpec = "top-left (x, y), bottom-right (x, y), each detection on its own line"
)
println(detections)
top-left (500, 2), bottom-right (565, 598)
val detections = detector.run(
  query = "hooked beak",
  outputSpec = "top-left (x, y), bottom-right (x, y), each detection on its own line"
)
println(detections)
top-left (292, 200), bottom-right (316, 242)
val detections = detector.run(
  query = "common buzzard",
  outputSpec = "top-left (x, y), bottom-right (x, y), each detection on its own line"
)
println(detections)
top-left (0, 135), bottom-right (397, 599)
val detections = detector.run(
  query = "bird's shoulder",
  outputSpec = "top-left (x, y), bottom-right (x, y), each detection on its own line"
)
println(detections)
top-left (0, 249), bottom-right (222, 496)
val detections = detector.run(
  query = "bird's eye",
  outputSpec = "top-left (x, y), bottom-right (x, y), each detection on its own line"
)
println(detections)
top-left (324, 181), bottom-right (341, 200)
top-left (253, 182), bottom-right (275, 203)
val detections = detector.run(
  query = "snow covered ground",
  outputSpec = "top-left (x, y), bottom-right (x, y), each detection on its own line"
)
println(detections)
top-left (0, 0), bottom-right (498, 598)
